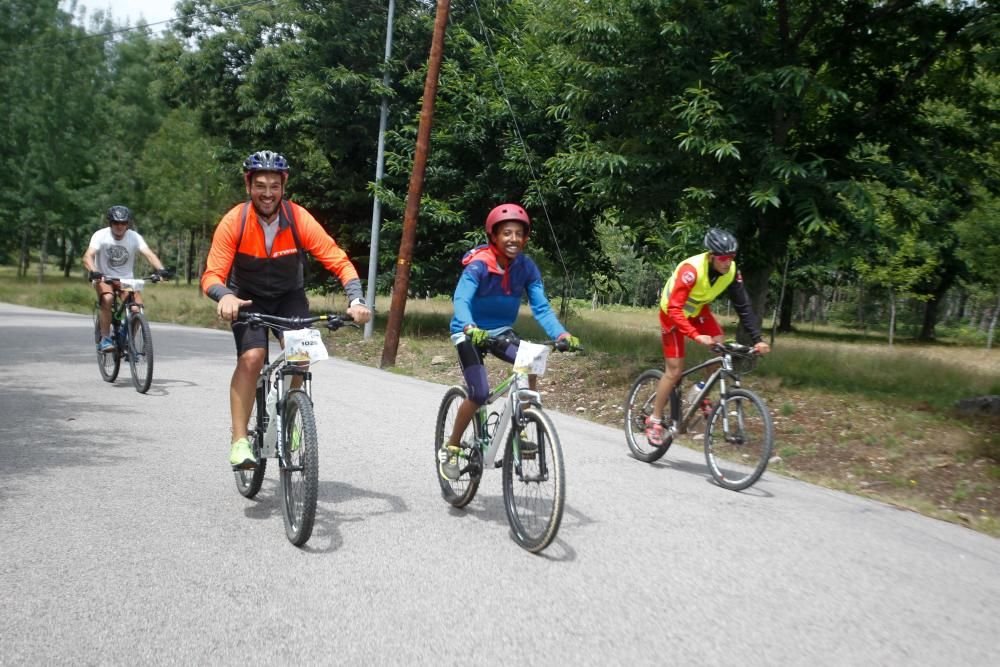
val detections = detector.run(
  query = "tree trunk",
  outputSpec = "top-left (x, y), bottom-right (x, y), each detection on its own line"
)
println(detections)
top-left (919, 293), bottom-right (941, 341)
top-left (988, 288), bottom-right (999, 350)
top-left (37, 221), bottom-right (49, 285)
top-left (18, 226), bottom-right (30, 278)
top-left (888, 289), bottom-right (896, 348)
top-left (187, 229), bottom-right (196, 285)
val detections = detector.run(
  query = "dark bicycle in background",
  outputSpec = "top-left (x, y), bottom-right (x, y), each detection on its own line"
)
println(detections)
top-left (625, 342), bottom-right (774, 491)
top-left (92, 270), bottom-right (172, 394)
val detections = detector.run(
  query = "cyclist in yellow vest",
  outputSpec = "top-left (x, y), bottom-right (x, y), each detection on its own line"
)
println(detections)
top-left (645, 228), bottom-right (770, 445)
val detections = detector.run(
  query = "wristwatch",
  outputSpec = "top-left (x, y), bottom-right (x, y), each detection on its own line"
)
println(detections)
top-left (349, 298), bottom-right (367, 308)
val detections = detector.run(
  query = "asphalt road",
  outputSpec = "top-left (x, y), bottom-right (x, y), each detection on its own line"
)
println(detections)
top-left (1, 302), bottom-right (998, 665)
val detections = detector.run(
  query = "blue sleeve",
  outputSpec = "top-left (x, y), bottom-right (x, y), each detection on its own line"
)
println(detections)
top-left (452, 263), bottom-right (482, 332)
top-left (526, 266), bottom-right (567, 340)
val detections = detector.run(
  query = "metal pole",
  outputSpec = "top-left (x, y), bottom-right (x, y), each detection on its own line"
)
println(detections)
top-left (364, 0), bottom-right (396, 340)
top-left (380, 0), bottom-right (450, 367)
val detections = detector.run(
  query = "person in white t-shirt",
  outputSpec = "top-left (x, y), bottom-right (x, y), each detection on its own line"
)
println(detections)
top-left (83, 205), bottom-right (168, 352)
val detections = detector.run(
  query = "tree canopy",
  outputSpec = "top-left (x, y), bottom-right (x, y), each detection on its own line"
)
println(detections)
top-left (2, 0), bottom-right (998, 342)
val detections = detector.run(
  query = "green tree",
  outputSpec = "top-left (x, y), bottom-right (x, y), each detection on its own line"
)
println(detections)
top-left (138, 108), bottom-right (242, 283)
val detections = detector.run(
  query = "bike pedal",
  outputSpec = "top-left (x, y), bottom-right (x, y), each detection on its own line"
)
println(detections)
top-left (494, 459), bottom-right (503, 469)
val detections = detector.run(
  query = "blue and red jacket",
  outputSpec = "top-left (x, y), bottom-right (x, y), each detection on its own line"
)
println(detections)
top-left (450, 244), bottom-right (566, 339)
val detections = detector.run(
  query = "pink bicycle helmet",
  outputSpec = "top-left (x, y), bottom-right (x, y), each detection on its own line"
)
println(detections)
top-left (485, 203), bottom-right (531, 236)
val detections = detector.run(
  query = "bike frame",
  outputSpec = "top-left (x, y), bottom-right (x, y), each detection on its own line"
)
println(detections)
top-left (672, 351), bottom-right (743, 435)
top-left (472, 368), bottom-right (544, 475)
top-left (252, 349), bottom-right (312, 467)
top-left (102, 280), bottom-right (143, 351)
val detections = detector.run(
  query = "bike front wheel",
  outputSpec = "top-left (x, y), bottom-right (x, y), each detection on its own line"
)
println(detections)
top-left (704, 388), bottom-right (774, 491)
top-left (435, 386), bottom-right (482, 508)
top-left (127, 313), bottom-right (154, 393)
top-left (279, 390), bottom-right (319, 546)
top-left (502, 407), bottom-right (565, 553)
top-left (624, 369), bottom-right (672, 462)
top-left (94, 309), bottom-right (120, 383)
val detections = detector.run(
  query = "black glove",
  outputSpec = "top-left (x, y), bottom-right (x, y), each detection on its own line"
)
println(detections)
top-left (157, 267), bottom-right (175, 280)
top-left (88, 270), bottom-right (103, 281)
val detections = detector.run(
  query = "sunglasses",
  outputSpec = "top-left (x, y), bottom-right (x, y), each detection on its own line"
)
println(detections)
top-left (713, 253), bottom-right (735, 261)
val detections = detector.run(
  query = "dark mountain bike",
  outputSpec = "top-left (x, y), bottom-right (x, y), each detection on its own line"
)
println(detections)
top-left (92, 271), bottom-right (171, 394)
top-left (624, 342), bottom-right (774, 491)
top-left (233, 311), bottom-right (355, 547)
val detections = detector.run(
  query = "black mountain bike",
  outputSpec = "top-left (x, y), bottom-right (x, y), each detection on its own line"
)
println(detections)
top-left (92, 271), bottom-right (170, 393)
top-left (624, 342), bottom-right (774, 491)
top-left (233, 311), bottom-right (355, 547)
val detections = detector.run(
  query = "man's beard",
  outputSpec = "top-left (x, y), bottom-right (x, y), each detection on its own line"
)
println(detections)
top-left (253, 200), bottom-right (280, 220)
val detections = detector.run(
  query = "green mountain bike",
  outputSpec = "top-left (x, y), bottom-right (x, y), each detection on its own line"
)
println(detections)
top-left (435, 335), bottom-right (576, 553)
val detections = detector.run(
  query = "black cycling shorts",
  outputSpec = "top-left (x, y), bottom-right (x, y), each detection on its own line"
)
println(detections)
top-left (456, 330), bottom-right (520, 405)
top-left (232, 290), bottom-right (310, 356)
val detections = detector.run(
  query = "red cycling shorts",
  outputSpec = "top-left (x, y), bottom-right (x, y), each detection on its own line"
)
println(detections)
top-left (659, 307), bottom-right (723, 359)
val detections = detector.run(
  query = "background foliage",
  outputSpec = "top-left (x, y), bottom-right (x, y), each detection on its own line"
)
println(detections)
top-left (2, 0), bottom-right (998, 343)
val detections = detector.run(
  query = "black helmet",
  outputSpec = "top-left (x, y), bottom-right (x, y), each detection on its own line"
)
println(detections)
top-left (242, 150), bottom-right (290, 175)
top-left (704, 228), bottom-right (738, 255)
top-left (107, 205), bottom-right (134, 225)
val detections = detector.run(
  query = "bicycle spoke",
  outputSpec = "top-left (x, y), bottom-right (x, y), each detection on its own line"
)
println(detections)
top-left (503, 408), bottom-right (564, 553)
top-left (704, 389), bottom-right (774, 491)
top-left (280, 391), bottom-right (318, 546)
top-left (624, 369), bottom-right (672, 462)
top-left (435, 386), bottom-right (481, 508)
top-left (128, 314), bottom-right (154, 393)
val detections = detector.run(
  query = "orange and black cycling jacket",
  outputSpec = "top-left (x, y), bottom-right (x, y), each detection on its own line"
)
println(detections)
top-left (201, 200), bottom-right (361, 303)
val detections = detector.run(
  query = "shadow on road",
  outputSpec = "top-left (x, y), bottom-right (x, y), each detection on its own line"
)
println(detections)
top-left (648, 456), bottom-right (775, 497)
top-left (238, 478), bottom-right (408, 553)
top-left (441, 491), bottom-right (591, 561)
top-left (0, 381), bottom-right (136, 504)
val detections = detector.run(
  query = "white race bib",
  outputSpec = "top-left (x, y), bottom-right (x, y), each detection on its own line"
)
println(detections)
top-left (283, 328), bottom-right (328, 363)
top-left (119, 278), bottom-right (144, 292)
top-left (513, 341), bottom-right (549, 376)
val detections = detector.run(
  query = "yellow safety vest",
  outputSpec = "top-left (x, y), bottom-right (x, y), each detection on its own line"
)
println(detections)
top-left (660, 252), bottom-right (736, 318)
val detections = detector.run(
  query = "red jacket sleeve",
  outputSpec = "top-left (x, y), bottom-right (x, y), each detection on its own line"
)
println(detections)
top-left (664, 262), bottom-right (701, 340)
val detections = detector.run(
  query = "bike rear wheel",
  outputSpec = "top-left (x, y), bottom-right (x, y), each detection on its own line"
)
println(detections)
top-left (279, 390), bottom-right (319, 546)
top-left (127, 313), bottom-right (154, 393)
top-left (235, 398), bottom-right (267, 499)
top-left (94, 309), bottom-right (120, 382)
top-left (624, 369), bottom-right (672, 462)
top-left (704, 388), bottom-right (774, 491)
top-left (502, 407), bottom-right (565, 553)
top-left (435, 386), bottom-right (482, 508)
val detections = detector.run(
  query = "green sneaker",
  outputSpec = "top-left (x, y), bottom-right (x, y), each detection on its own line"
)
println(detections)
top-left (229, 437), bottom-right (256, 470)
top-left (290, 426), bottom-right (301, 453)
top-left (437, 443), bottom-right (461, 481)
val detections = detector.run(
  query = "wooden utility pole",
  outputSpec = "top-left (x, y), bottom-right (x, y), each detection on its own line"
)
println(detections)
top-left (380, 0), bottom-right (450, 368)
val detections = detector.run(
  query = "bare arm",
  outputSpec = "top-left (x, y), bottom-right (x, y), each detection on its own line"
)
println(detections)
top-left (140, 247), bottom-right (165, 272)
top-left (82, 247), bottom-right (100, 274)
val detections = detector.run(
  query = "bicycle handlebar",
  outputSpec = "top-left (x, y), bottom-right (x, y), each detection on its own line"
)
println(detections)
top-left (236, 311), bottom-right (356, 332)
top-left (710, 341), bottom-right (757, 356)
top-left (474, 333), bottom-right (582, 353)
top-left (96, 271), bottom-right (170, 285)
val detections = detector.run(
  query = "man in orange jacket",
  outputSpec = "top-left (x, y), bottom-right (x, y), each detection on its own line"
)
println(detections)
top-left (202, 150), bottom-right (371, 469)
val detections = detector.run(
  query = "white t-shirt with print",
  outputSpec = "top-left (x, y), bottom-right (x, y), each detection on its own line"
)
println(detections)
top-left (87, 227), bottom-right (149, 279)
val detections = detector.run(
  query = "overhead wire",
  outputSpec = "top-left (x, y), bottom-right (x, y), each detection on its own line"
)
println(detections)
top-left (469, 0), bottom-right (572, 292)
